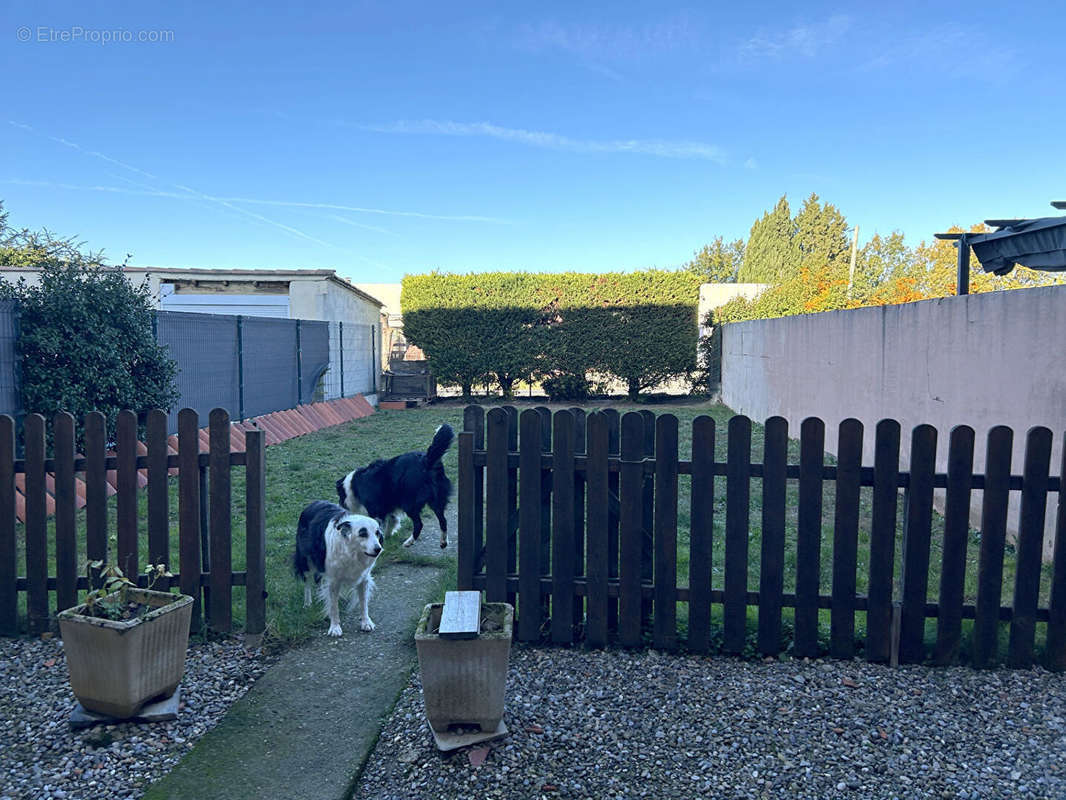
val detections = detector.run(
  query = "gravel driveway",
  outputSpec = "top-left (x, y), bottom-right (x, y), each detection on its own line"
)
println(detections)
top-left (355, 645), bottom-right (1066, 800)
top-left (0, 635), bottom-right (272, 800)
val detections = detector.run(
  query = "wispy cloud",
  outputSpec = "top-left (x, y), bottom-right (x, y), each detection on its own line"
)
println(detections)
top-left (361, 120), bottom-right (727, 163)
top-left (862, 28), bottom-right (1018, 81)
top-left (213, 194), bottom-right (511, 223)
top-left (744, 157), bottom-right (758, 170)
top-left (7, 120), bottom-right (509, 252)
top-left (326, 215), bottom-right (397, 236)
top-left (515, 16), bottom-right (698, 61)
top-left (739, 15), bottom-right (851, 61)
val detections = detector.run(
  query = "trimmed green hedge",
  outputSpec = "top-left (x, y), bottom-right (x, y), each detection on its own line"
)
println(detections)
top-left (401, 270), bottom-right (700, 399)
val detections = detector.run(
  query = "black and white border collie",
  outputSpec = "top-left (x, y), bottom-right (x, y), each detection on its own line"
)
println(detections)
top-left (293, 500), bottom-right (383, 636)
top-left (336, 424), bottom-right (454, 549)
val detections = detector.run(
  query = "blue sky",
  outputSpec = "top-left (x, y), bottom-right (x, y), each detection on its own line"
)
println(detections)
top-left (0, 0), bottom-right (1063, 282)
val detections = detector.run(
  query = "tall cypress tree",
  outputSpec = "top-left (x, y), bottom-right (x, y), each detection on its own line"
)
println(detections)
top-left (791, 193), bottom-right (852, 277)
top-left (737, 195), bottom-right (792, 283)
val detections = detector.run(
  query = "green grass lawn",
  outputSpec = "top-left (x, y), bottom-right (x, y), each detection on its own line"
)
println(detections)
top-left (9, 399), bottom-right (1050, 663)
top-left (11, 407), bottom-right (464, 648)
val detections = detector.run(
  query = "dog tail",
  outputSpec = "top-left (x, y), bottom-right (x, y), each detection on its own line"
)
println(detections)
top-left (425, 423), bottom-right (454, 466)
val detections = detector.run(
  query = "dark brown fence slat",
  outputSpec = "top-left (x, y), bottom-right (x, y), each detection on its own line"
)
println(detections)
top-left (24, 414), bottom-right (48, 633)
top-left (53, 412), bottom-right (78, 614)
top-left (867, 419), bottom-right (900, 662)
top-left (457, 430), bottom-right (476, 590)
top-left (1008, 427), bottom-right (1052, 668)
top-left (640, 410), bottom-right (655, 626)
top-left (585, 411), bottom-right (609, 648)
top-left (0, 416), bottom-right (14, 634)
top-left (688, 416), bottom-right (715, 654)
top-left (973, 426), bottom-right (1013, 668)
top-left (724, 415), bottom-right (751, 654)
top-left (619, 411), bottom-right (644, 647)
top-left (1048, 433), bottom-right (1066, 670)
top-left (551, 411), bottom-right (576, 644)
top-left (485, 408), bottom-right (509, 603)
top-left (505, 406), bottom-right (519, 609)
top-left (245, 429), bottom-right (267, 636)
top-left (831, 419), bottom-right (863, 659)
top-left (536, 405), bottom-right (553, 613)
top-left (795, 417), bottom-right (825, 658)
top-left (147, 409), bottom-right (170, 585)
top-left (758, 417), bottom-right (788, 656)
top-left (604, 408), bottom-right (620, 634)
top-left (653, 414), bottom-right (678, 651)
top-left (570, 407), bottom-right (586, 631)
top-left (209, 408), bottom-right (232, 632)
top-left (899, 424), bottom-right (937, 664)
top-left (518, 410), bottom-right (543, 641)
top-left (115, 410), bottom-right (139, 579)
top-left (84, 411), bottom-right (107, 590)
top-left (178, 410), bottom-right (202, 628)
top-left (463, 406), bottom-right (485, 572)
top-left (935, 426), bottom-right (975, 666)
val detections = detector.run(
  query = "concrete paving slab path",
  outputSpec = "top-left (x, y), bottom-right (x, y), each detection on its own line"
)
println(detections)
top-left (144, 561), bottom-right (447, 800)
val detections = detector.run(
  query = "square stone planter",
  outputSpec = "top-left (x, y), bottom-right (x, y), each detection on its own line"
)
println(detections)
top-left (415, 602), bottom-right (513, 733)
top-left (57, 588), bottom-right (194, 719)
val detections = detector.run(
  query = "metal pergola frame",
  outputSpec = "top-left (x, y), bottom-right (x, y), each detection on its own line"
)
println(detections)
top-left (934, 200), bottom-right (1066, 295)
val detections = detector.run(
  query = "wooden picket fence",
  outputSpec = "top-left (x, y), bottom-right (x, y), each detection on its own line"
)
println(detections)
top-left (0, 408), bottom-right (266, 638)
top-left (457, 405), bottom-right (1066, 669)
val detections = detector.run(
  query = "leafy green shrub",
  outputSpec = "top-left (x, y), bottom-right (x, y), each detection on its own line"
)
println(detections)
top-left (0, 208), bottom-right (178, 441)
top-left (541, 373), bottom-right (591, 402)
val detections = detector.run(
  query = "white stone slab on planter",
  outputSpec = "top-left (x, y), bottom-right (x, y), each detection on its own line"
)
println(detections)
top-left (438, 591), bottom-right (480, 640)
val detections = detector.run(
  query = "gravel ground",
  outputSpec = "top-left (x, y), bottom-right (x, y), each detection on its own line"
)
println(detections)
top-left (355, 645), bottom-right (1066, 800)
top-left (0, 635), bottom-right (273, 800)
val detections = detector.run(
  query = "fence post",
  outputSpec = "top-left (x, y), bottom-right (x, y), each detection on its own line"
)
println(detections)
top-left (245, 429), bottom-right (267, 637)
top-left (517, 408), bottom-right (544, 641)
top-left (296, 319), bottom-right (303, 406)
top-left (339, 321), bottom-right (345, 398)
top-left (457, 429), bottom-right (476, 590)
top-left (54, 412), bottom-right (77, 612)
top-left (899, 424), bottom-right (937, 664)
top-left (116, 410), bottom-right (139, 580)
top-left (24, 413), bottom-right (47, 635)
top-left (619, 412), bottom-right (644, 647)
top-left (209, 408), bottom-right (232, 633)
top-left (236, 315), bottom-right (245, 422)
top-left (551, 410), bottom-right (575, 644)
top-left (178, 409), bottom-right (203, 631)
top-left (0, 415), bottom-right (14, 635)
top-left (973, 426), bottom-right (1013, 668)
top-left (371, 325), bottom-right (377, 394)
top-left (485, 408), bottom-right (508, 603)
top-left (724, 415), bottom-right (751, 655)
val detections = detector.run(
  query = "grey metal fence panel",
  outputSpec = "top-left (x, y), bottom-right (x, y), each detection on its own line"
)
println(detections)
top-left (156, 310), bottom-right (239, 432)
top-left (241, 317), bottom-right (298, 419)
top-left (324, 322), bottom-right (375, 399)
top-left (0, 301), bottom-right (19, 418)
top-left (300, 321), bottom-right (330, 403)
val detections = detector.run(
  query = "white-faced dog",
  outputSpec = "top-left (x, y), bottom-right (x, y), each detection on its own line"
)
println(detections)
top-left (293, 500), bottom-right (383, 636)
top-left (336, 424), bottom-right (453, 549)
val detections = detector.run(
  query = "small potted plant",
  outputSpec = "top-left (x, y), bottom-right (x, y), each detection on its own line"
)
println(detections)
top-left (57, 562), bottom-right (193, 719)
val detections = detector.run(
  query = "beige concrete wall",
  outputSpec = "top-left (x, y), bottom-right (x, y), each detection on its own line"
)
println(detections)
top-left (698, 283), bottom-right (768, 329)
top-left (720, 285), bottom-right (1066, 557)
